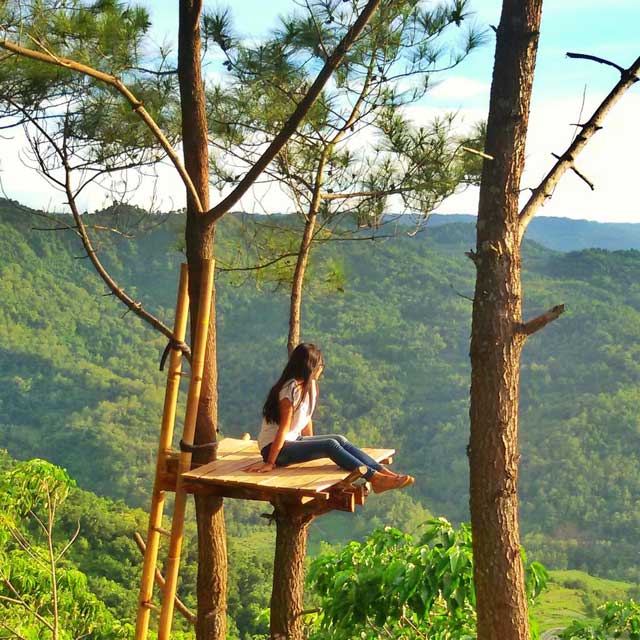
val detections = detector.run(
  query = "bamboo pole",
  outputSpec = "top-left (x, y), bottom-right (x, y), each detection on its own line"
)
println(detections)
top-left (158, 258), bottom-right (215, 640)
top-left (135, 264), bottom-right (190, 640)
top-left (133, 532), bottom-right (196, 624)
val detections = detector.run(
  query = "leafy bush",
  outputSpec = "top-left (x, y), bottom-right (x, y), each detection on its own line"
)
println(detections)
top-left (0, 459), bottom-right (132, 639)
top-left (560, 600), bottom-right (640, 640)
top-left (307, 517), bottom-right (548, 640)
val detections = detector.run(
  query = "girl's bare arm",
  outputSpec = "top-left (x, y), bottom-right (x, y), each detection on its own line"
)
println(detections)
top-left (247, 398), bottom-right (293, 472)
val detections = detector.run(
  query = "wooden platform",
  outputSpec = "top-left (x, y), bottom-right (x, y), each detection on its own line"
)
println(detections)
top-left (168, 437), bottom-right (394, 513)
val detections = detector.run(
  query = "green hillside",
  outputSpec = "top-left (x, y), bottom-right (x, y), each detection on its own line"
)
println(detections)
top-left (1, 198), bottom-right (640, 585)
top-left (427, 213), bottom-right (640, 252)
top-left (533, 570), bottom-right (638, 634)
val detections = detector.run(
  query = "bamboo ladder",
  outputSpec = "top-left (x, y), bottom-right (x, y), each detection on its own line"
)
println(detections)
top-left (134, 259), bottom-right (215, 640)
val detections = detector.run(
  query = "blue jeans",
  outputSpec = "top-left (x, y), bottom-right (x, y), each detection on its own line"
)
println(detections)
top-left (261, 434), bottom-right (383, 480)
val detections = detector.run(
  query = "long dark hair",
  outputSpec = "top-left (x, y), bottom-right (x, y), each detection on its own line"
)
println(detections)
top-left (262, 343), bottom-right (324, 424)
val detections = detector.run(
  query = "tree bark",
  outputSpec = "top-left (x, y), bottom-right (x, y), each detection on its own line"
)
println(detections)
top-left (468, 2), bottom-right (543, 640)
top-left (270, 501), bottom-right (314, 640)
top-left (287, 212), bottom-right (317, 356)
top-left (179, 2), bottom-right (227, 639)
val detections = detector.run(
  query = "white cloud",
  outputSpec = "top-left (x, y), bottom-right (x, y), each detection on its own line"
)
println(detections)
top-left (520, 93), bottom-right (640, 221)
top-left (429, 77), bottom-right (490, 101)
top-left (436, 92), bottom-right (640, 222)
top-left (2, 91), bottom-right (639, 223)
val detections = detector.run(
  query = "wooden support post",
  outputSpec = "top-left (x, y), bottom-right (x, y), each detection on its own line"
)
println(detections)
top-left (158, 258), bottom-right (215, 640)
top-left (135, 264), bottom-right (190, 640)
top-left (270, 498), bottom-right (314, 640)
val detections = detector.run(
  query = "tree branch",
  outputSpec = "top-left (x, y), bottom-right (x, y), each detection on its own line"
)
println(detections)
top-left (551, 152), bottom-right (594, 190)
top-left (203, 0), bottom-right (382, 225)
top-left (519, 54), bottom-right (640, 238)
top-left (217, 252), bottom-right (301, 273)
top-left (55, 520), bottom-right (81, 562)
top-left (461, 145), bottom-right (494, 160)
top-left (518, 304), bottom-right (565, 336)
top-left (5, 98), bottom-right (192, 362)
top-left (566, 52), bottom-right (627, 75)
top-left (0, 580), bottom-right (55, 630)
top-left (0, 38), bottom-right (203, 212)
top-left (320, 187), bottom-right (405, 201)
top-left (0, 621), bottom-right (29, 640)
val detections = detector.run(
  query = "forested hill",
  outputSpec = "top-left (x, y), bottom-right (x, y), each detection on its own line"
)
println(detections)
top-left (427, 213), bottom-right (640, 251)
top-left (1, 198), bottom-right (640, 584)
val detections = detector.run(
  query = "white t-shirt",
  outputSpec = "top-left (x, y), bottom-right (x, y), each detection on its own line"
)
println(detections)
top-left (257, 379), bottom-right (317, 451)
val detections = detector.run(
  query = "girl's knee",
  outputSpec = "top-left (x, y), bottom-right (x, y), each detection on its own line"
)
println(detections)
top-left (333, 434), bottom-right (348, 446)
top-left (322, 438), bottom-right (342, 452)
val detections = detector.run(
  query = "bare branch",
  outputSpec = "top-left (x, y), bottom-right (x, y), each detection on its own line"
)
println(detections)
top-left (132, 66), bottom-right (178, 76)
top-left (217, 252), bottom-right (300, 273)
top-left (321, 187), bottom-right (405, 201)
top-left (519, 54), bottom-right (640, 237)
top-left (449, 284), bottom-right (474, 302)
top-left (551, 152), bottom-right (594, 190)
top-left (55, 520), bottom-right (81, 562)
top-left (461, 145), bottom-right (494, 160)
top-left (566, 52), bottom-right (627, 75)
top-left (518, 304), bottom-right (565, 336)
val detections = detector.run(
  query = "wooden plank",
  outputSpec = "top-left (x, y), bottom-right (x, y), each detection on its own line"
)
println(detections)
top-left (180, 440), bottom-right (396, 499)
top-left (165, 440), bottom-right (257, 481)
top-left (182, 448), bottom-right (259, 481)
top-left (329, 492), bottom-right (355, 512)
top-left (181, 438), bottom-right (258, 476)
top-left (293, 448), bottom-right (394, 493)
top-left (252, 468), bottom-right (344, 491)
top-left (216, 438), bottom-right (260, 457)
top-left (185, 446), bottom-right (332, 485)
top-left (183, 480), bottom-right (330, 500)
top-left (340, 483), bottom-right (368, 506)
top-left (189, 471), bottom-right (330, 497)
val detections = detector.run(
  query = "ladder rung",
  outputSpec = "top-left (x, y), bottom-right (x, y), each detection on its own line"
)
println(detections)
top-left (141, 600), bottom-right (159, 612)
top-left (171, 371), bottom-right (191, 378)
top-left (151, 526), bottom-right (171, 537)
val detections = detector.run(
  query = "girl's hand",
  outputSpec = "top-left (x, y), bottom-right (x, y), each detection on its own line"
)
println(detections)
top-left (246, 461), bottom-right (275, 473)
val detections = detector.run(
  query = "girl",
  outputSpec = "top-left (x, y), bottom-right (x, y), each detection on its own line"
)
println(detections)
top-left (248, 343), bottom-right (414, 493)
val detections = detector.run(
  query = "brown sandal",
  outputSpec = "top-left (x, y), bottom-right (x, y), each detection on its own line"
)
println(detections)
top-left (398, 474), bottom-right (415, 488)
top-left (371, 473), bottom-right (410, 494)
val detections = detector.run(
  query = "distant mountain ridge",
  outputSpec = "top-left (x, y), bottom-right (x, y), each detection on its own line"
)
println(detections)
top-left (3, 197), bottom-right (638, 252)
top-left (425, 213), bottom-right (640, 251)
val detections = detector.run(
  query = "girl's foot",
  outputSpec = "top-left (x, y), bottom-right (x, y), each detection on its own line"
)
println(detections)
top-left (397, 474), bottom-right (415, 488)
top-left (370, 472), bottom-right (410, 494)
top-left (379, 467), bottom-right (414, 486)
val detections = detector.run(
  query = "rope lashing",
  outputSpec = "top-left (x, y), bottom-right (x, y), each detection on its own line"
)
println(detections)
top-left (179, 439), bottom-right (218, 453)
top-left (159, 337), bottom-right (191, 371)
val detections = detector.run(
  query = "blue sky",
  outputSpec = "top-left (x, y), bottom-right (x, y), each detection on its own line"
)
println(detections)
top-left (2, 1), bottom-right (639, 221)
top-left (146, 0), bottom-right (640, 105)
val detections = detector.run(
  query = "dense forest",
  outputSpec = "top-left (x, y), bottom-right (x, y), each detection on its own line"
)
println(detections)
top-left (1, 197), bottom-right (640, 634)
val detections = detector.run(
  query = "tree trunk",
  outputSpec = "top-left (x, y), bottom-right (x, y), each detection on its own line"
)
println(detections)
top-left (270, 501), bottom-right (314, 640)
top-left (287, 212), bottom-right (317, 356)
top-left (287, 149), bottom-right (330, 356)
top-left (468, 2), bottom-right (543, 640)
top-left (179, 2), bottom-right (227, 639)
